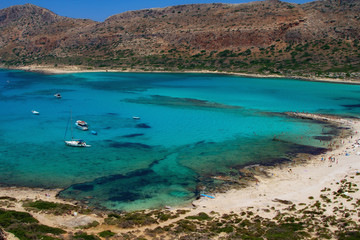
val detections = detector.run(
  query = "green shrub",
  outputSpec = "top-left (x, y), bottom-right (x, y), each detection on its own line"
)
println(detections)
top-left (176, 219), bottom-right (197, 232)
top-left (105, 211), bottom-right (158, 228)
top-left (337, 230), bottom-right (360, 240)
top-left (0, 209), bottom-right (66, 240)
top-left (265, 222), bottom-right (306, 240)
top-left (321, 44), bottom-right (331, 50)
top-left (0, 209), bottom-right (38, 228)
top-left (25, 200), bottom-right (59, 210)
top-left (218, 225), bottom-right (234, 233)
top-left (98, 230), bottom-right (115, 238)
top-left (156, 212), bottom-right (172, 221)
top-left (107, 213), bottom-right (121, 219)
top-left (23, 200), bottom-right (77, 215)
top-left (186, 212), bottom-right (212, 221)
top-left (31, 224), bottom-right (66, 234)
top-left (7, 223), bottom-right (65, 240)
top-left (79, 220), bottom-right (99, 229)
top-left (74, 232), bottom-right (100, 240)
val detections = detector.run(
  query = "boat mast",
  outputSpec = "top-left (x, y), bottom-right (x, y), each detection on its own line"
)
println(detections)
top-left (70, 110), bottom-right (73, 140)
top-left (64, 110), bottom-right (73, 140)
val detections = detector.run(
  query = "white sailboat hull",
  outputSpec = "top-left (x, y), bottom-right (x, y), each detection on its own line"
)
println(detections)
top-left (64, 140), bottom-right (91, 147)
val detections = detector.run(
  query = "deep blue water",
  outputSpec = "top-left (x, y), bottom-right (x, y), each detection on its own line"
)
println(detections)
top-left (0, 69), bottom-right (359, 211)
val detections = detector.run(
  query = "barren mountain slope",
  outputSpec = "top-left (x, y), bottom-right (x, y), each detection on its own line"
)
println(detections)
top-left (0, 0), bottom-right (359, 78)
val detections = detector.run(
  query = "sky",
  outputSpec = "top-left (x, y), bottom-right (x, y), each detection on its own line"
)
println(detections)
top-left (0, 0), bottom-right (312, 22)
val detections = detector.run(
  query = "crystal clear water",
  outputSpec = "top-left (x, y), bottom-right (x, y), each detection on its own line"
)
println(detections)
top-left (1, 69), bottom-right (360, 211)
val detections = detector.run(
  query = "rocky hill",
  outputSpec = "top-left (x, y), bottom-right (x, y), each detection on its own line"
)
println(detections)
top-left (0, 0), bottom-right (359, 78)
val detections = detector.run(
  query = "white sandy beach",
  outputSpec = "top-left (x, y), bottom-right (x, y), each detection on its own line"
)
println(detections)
top-left (9, 64), bottom-right (360, 85)
top-left (193, 113), bottom-right (360, 220)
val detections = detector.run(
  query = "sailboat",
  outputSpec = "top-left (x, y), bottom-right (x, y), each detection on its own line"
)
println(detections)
top-left (64, 111), bottom-right (91, 147)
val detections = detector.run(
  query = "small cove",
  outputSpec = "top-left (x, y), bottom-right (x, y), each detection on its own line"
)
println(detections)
top-left (0, 70), bottom-right (359, 211)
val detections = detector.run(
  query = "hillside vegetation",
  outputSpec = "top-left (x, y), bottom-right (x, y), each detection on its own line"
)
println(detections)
top-left (0, 0), bottom-right (359, 78)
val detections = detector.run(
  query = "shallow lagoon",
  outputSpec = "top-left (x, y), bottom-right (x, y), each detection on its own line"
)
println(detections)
top-left (0, 70), bottom-right (359, 211)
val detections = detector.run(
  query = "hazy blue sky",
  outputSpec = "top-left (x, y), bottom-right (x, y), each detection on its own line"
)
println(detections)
top-left (0, 0), bottom-right (312, 22)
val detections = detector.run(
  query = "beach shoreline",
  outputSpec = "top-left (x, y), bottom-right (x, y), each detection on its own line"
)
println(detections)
top-left (0, 112), bottom-right (358, 209)
top-left (0, 112), bottom-right (351, 209)
top-left (192, 112), bottom-right (360, 211)
top-left (2, 64), bottom-right (360, 85)
top-left (0, 112), bottom-right (348, 213)
top-left (0, 112), bottom-right (359, 238)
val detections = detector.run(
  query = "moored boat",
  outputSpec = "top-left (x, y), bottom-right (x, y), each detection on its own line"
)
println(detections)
top-left (64, 111), bottom-right (91, 148)
top-left (75, 120), bottom-right (89, 130)
top-left (65, 139), bottom-right (90, 147)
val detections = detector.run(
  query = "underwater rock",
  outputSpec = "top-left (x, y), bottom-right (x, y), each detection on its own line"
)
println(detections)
top-left (125, 95), bottom-right (241, 109)
top-left (136, 123), bottom-right (151, 128)
top-left (122, 133), bottom-right (145, 138)
top-left (109, 141), bottom-right (152, 149)
top-left (108, 192), bottom-right (146, 202)
top-left (341, 104), bottom-right (360, 108)
top-left (72, 184), bottom-right (94, 191)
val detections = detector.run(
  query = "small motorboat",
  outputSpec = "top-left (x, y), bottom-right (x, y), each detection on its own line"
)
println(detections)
top-left (65, 139), bottom-right (91, 147)
top-left (54, 93), bottom-right (62, 98)
top-left (132, 116), bottom-right (141, 120)
top-left (31, 110), bottom-right (40, 115)
top-left (91, 130), bottom-right (97, 135)
top-left (75, 120), bottom-right (89, 131)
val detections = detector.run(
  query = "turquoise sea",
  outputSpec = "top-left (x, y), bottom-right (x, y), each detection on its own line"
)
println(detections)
top-left (1, 69), bottom-right (360, 211)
